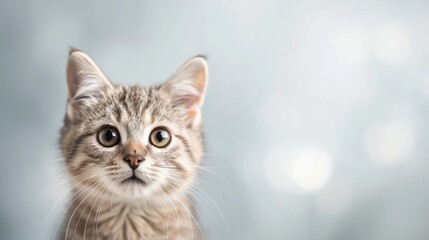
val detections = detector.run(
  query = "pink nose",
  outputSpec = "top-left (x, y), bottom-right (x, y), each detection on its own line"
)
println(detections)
top-left (123, 154), bottom-right (144, 170)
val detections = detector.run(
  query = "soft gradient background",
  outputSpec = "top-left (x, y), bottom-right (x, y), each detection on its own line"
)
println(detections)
top-left (1, 0), bottom-right (429, 239)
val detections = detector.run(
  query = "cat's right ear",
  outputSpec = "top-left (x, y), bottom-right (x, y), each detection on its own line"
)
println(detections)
top-left (66, 49), bottom-right (113, 119)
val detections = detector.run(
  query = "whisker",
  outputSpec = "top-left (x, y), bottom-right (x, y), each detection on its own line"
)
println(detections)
top-left (52, 170), bottom-right (108, 240)
top-left (65, 178), bottom-right (108, 240)
top-left (167, 176), bottom-right (231, 238)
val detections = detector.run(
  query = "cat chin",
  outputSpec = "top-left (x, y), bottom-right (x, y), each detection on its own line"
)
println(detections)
top-left (107, 181), bottom-right (161, 200)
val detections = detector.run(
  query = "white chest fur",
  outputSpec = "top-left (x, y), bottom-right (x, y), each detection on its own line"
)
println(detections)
top-left (62, 196), bottom-right (200, 240)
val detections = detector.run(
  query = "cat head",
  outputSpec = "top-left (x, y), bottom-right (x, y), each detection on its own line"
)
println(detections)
top-left (60, 49), bottom-right (208, 203)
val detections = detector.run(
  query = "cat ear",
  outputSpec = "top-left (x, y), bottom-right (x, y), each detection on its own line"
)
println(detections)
top-left (66, 49), bottom-right (113, 119)
top-left (161, 56), bottom-right (208, 128)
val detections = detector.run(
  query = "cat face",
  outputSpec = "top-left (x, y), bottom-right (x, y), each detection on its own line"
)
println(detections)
top-left (60, 49), bottom-right (208, 203)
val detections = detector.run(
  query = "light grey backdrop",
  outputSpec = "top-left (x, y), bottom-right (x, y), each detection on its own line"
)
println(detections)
top-left (1, 0), bottom-right (429, 239)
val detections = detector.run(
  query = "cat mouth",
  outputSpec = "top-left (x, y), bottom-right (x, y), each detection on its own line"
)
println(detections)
top-left (122, 175), bottom-right (146, 185)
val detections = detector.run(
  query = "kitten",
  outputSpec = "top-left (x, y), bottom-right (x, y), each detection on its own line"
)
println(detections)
top-left (58, 49), bottom-right (208, 240)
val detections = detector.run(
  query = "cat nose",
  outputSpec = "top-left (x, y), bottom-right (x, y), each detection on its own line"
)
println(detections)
top-left (123, 153), bottom-right (144, 170)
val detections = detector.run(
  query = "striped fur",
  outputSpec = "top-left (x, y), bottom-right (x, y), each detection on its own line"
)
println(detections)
top-left (59, 50), bottom-right (208, 240)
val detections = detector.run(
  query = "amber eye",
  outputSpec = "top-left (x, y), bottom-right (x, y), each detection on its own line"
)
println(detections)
top-left (97, 126), bottom-right (120, 147)
top-left (149, 128), bottom-right (171, 148)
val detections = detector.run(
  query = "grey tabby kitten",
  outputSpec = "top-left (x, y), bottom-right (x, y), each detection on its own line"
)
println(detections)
top-left (58, 49), bottom-right (208, 240)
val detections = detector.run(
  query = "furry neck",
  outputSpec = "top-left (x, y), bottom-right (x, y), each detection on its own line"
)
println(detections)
top-left (59, 188), bottom-right (200, 240)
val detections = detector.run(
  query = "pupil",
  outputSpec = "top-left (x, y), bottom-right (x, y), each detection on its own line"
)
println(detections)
top-left (105, 130), bottom-right (114, 142)
top-left (156, 131), bottom-right (165, 142)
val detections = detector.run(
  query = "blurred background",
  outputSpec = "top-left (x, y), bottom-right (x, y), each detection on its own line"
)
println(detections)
top-left (1, 0), bottom-right (429, 239)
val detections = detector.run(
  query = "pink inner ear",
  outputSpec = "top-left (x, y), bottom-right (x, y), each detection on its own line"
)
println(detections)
top-left (161, 56), bottom-right (208, 126)
top-left (66, 61), bottom-right (80, 99)
top-left (180, 63), bottom-right (207, 109)
top-left (172, 68), bottom-right (207, 109)
top-left (67, 50), bottom-right (112, 99)
top-left (195, 70), bottom-right (207, 106)
top-left (188, 108), bottom-right (197, 118)
top-left (181, 92), bottom-right (200, 109)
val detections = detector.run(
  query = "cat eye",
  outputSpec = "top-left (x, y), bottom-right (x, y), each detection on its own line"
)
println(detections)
top-left (149, 128), bottom-right (171, 148)
top-left (97, 126), bottom-right (120, 147)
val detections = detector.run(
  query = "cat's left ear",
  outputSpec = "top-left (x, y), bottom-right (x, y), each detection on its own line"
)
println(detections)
top-left (161, 56), bottom-right (208, 128)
